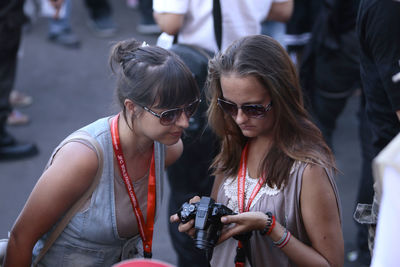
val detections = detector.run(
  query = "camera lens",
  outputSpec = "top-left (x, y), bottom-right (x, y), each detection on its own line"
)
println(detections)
top-left (194, 222), bottom-right (221, 249)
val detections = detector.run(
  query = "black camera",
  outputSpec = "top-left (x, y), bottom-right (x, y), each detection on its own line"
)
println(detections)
top-left (177, 196), bottom-right (236, 260)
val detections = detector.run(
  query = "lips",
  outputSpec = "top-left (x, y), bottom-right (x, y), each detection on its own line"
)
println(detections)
top-left (170, 131), bottom-right (182, 137)
top-left (239, 125), bottom-right (254, 130)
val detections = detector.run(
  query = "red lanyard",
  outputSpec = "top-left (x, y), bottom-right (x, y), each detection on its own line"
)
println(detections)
top-left (236, 143), bottom-right (266, 267)
top-left (111, 114), bottom-right (156, 258)
top-left (237, 143), bottom-right (266, 213)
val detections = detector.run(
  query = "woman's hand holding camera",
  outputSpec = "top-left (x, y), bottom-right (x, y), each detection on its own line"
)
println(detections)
top-left (218, 211), bottom-right (271, 243)
top-left (170, 197), bottom-right (274, 244)
top-left (169, 195), bottom-right (200, 238)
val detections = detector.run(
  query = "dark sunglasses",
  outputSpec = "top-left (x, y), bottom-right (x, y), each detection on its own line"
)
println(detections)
top-left (143, 99), bottom-right (201, 126)
top-left (217, 98), bottom-right (272, 118)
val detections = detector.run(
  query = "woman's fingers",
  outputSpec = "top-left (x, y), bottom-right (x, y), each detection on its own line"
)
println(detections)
top-left (222, 212), bottom-right (266, 229)
top-left (187, 228), bottom-right (196, 238)
top-left (170, 213), bottom-right (180, 223)
top-left (221, 215), bottom-right (239, 224)
top-left (171, 213), bottom-right (195, 233)
top-left (217, 212), bottom-right (268, 244)
top-left (189, 195), bottom-right (201, 203)
top-left (218, 224), bottom-right (245, 244)
top-left (178, 219), bottom-right (195, 232)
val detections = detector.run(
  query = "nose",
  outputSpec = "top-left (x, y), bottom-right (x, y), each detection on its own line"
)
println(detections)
top-left (234, 108), bottom-right (248, 124)
top-left (175, 111), bottom-right (190, 129)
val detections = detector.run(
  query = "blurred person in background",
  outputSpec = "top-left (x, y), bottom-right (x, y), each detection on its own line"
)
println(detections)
top-left (0, 0), bottom-right (38, 160)
top-left (353, 0), bottom-right (400, 264)
top-left (299, 1), bottom-right (372, 265)
top-left (45, 0), bottom-right (116, 48)
top-left (370, 133), bottom-right (400, 267)
top-left (284, 0), bottom-right (322, 67)
top-left (137, 0), bottom-right (160, 35)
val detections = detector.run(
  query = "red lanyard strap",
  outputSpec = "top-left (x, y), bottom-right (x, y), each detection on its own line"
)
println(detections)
top-left (111, 114), bottom-right (156, 258)
top-left (237, 143), bottom-right (266, 213)
top-left (236, 143), bottom-right (266, 267)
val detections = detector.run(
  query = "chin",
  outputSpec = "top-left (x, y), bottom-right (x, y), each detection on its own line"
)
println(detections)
top-left (240, 129), bottom-right (258, 138)
top-left (161, 136), bottom-right (181, 146)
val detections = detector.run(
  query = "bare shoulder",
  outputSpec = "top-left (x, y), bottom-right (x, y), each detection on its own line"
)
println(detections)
top-left (300, 165), bottom-right (344, 265)
top-left (8, 141), bottom-right (100, 247)
top-left (301, 164), bottom-right (334, 195)
top-left (32, 140), bottom-right (100, 215)
top-left (300, 163), bottom-right (340, 223)
top-left (44, 141), bottom-right (99, 195)
top-left (165, 139), bottom-right (183, 167)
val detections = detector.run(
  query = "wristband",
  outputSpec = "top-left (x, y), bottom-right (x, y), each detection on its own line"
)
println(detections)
top-left (273, 229), bottom-right (291, 249)
top-left (260, 212), bottom-right (275, 235)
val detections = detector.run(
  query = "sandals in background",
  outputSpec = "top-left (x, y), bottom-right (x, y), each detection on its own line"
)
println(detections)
top-left (7, 91), bottom-right (33, 126)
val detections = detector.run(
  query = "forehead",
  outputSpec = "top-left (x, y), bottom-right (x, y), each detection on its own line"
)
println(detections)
top-left (220, 74), bottom-right (269, 104)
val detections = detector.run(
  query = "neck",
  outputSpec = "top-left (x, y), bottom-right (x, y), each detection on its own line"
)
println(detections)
top-left (117, 114), bottom-right (153, 159)
top-left (247, 136), bottom-right (273, 177)
top-left (249, 135), bottom-right (272, 154)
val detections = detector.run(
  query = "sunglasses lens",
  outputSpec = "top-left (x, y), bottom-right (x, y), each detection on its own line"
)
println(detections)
top-left (160, 109), bottom-right (181, 125)
top-left (184, 100), bottom-right (199, 118)
top-left (242, 105), bottom-right (266, 118)
top-left (218, 99), bottom-right (238, 116)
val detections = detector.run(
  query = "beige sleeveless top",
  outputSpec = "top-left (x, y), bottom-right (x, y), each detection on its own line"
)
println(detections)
top-left (210, 161), bottom-right (342, 267)
top-left (114, 168), bottom-right (150, 238)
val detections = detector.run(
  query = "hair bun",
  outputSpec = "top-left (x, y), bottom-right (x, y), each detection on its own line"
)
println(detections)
top-left (109, 39), bottom-right (143, 71)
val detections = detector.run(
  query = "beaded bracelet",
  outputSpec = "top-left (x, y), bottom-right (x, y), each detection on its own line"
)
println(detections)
top-left (260, 212), bottom-right (276, 236)
top-left (273, 229), bottom-right (291, 249)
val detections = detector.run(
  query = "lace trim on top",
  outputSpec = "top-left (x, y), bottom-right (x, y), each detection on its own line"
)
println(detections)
top-left (223, 168), bottom-right (282, 213)
top-left (223, 161), bottom-right (300, 212)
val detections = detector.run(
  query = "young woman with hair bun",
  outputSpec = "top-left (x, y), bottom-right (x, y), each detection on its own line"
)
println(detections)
top-left (4, 39), bottom-right (200, 267)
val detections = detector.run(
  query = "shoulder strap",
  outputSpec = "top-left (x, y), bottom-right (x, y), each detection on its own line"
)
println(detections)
top-left (173, 0), bottom-right (222, 50)
top-left (32, 131), bottom-right (104, 266)
top-left (213, 0), bottom-right (222, 50)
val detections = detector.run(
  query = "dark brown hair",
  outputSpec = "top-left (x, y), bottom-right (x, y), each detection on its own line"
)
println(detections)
top-left (207, 35), bottom-right (335, 189)
top-left (109, 39), bottom-right (199, 125)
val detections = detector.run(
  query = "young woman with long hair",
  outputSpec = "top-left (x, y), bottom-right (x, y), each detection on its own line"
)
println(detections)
top-left (174, 34), bottom-right (343, 267)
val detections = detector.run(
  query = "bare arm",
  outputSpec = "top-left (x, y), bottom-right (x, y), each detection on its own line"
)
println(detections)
top-left (153, 12), bottom-right (184, 35)
top-left (290, 164), bottom-right (343, 266)
top-left (218, 165), bottom-right (343, 266)
top-left (4, 142), bottom-right (98, 267)
top-left (267, 0), bottom-right (293, 22)
top-left (396, 110), bottom-right (400, 121)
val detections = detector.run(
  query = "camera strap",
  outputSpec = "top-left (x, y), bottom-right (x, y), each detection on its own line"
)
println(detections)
top-left (111, 114), bottom-right (156, 258)
top-left (235, 142), bottom-right (265, 267)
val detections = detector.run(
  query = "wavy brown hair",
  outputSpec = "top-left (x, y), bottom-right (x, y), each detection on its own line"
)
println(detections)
top-left (206, 35), bottom-right (335, 189)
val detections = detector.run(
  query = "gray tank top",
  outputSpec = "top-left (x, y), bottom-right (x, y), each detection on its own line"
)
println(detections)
top-left (210, 161), bottom-right (342, 267)
top-left (32, 116), bottom-right (166, 267)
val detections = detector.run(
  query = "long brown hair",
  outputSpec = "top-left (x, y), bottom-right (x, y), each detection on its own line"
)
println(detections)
top-left (207, 35), bottom-right (335, 189)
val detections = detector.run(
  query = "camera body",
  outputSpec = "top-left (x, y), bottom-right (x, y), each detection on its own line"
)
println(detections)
top-left (177, 196), bottom-right (235, 260)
